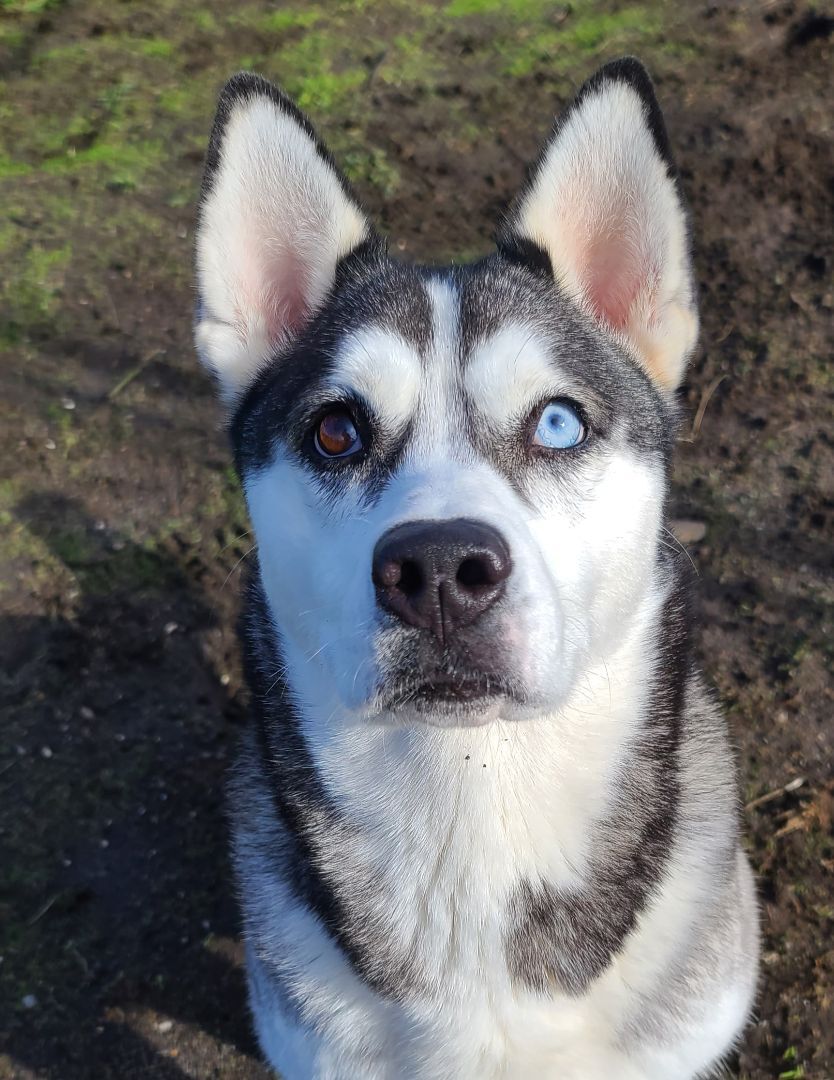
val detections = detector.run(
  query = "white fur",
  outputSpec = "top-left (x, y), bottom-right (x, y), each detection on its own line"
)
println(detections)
top-left (509, 79), bottom-right (698, 390)
top-left (195, 93), bottom-right (369, 408)
top-left (466, 322), bottom-right (576, 426)
top-left (333, 327), bottom-right (422, 430)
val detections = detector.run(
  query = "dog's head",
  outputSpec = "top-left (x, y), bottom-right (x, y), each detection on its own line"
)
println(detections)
top-left (195, 59), bottom-right (697, 728)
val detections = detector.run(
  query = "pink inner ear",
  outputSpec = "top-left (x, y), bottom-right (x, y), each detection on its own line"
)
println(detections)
top-left (583, 233), bottom-right (646, 332)
top-left (264, 247), bottom-right (313, 345)
top-left (235, 233), bottom-right (313, 348)
top-left (230, 212), bottom-right (315, 343)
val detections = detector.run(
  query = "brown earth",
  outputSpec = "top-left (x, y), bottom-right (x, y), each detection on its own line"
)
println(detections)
top-left (0, 1), bottom-right (832, 1077)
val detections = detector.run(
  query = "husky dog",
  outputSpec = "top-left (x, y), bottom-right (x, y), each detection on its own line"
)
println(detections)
top-left (194, 58), bottom-right (759, 1080)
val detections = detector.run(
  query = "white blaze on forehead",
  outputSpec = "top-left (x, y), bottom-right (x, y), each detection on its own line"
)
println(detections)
top-left (329, 326), bottom-right (421, 429)
top-left (465, 324), bottom-right (558, 426)
top-left (426, 276), bottom-right (459, 353)
top-left (409, 277), bottom-right (461, 452)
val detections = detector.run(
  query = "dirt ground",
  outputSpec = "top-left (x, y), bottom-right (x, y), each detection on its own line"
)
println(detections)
top-left (0, 1), bottom-right (831, 1077)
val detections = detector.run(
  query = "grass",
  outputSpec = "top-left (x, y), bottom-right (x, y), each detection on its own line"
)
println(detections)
top-left (0, 236), bottom-right (70, 344)
top-left (0, 0), bottom-right (704, 350)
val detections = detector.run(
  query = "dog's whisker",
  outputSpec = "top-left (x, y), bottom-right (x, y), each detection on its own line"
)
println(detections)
top-left (221, 543), bottom-right (257, 590)
top-left (660, 525), bottom-right (700, 575)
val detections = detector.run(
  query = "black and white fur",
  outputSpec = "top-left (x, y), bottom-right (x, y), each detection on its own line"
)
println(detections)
top-left (194, 59), bottom-right (759, 1079)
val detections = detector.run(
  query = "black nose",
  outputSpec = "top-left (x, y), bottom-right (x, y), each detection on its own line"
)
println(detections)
top-left (372, 519), bottom-right (512, 643)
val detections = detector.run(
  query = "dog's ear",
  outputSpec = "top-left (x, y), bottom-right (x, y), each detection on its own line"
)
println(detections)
top-left (498, 58), bottom-right (697, 392)
top-left (195, 73), bottom-right (376, 410)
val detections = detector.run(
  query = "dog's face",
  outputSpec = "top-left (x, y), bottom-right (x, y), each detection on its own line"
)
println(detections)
top-left (195, 60), bottom-right (698, 727)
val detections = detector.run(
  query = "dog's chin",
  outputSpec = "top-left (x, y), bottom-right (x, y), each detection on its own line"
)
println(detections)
top-left (373, 675), bottom-right (527, 729)
top-left (408, 691), bottom-right (505, 729)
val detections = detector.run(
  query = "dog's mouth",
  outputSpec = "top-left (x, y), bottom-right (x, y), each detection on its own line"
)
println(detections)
top-left (378, 668), bottom-right (524, 716)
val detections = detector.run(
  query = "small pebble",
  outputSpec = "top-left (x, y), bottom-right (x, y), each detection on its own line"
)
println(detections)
top-left (45, 439), bottom-right (56, 451)
top-left (669, 519), bottom-right (707, 545)
top-left (22, 995), bottom-right (37, 1009)
top-left (156, 1019), bottom-right (173, 1034)
top-left (61, 397), bottom-right (76, 410)
top-left (80, 706), bottom-right (95, 721)
top-left (40, 746), bottom-right (53, 759)
top-left (164, 621), bottom-right (178, 636)
top-left (220, 673), bottom-right (231, 686)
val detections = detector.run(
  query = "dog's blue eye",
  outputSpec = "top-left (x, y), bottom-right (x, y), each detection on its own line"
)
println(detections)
top-left (531, 400), bottom-right (586, 450)
top-left (315, 409), bottom-right (363, 458)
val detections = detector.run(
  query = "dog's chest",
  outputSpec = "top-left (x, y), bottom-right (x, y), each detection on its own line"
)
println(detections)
top-left (313, 719), bottom-right (619, 992)
top-left (389, 990), bottom-right (638, 1080)
top-left (354, 841), bottom-right (623, 1079)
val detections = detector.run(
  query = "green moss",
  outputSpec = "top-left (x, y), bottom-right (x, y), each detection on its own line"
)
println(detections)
top-left (254, 7), bottom-right (323, 33)
top-left (442, 0), bottom-right (667, 78)
top-left (136, 36), bottom-right (174, 59)
top-left (298, 67), bottom-right (366, 113)
top-left (569, 8), bottom-right (659, 50)
top-left (269, 28), bottom-right (372, 114)
top-left (0, 24), bottom-right (23, 48)
top-left (343, 146), bottom-right (400, 197)
top-left (0, 237), bottom-right (70, 344)
top-left (200, 465), bottom-right (248, 534)
top-left (1, 0), bottom-right (64, 12)
top-left (157, 84), bottom-right (197, 117)
top-left (191, 10), bottom-right (217, 32)
top-left (40, 525), bottom-right (181, 594)
top-left (446, 0), bottom-right (552, 16)
top-left (375, 29), bottom-right (445, 89)
top-left (41, 138), bottom-right (164, 187)
top-left (0, 153), bottom-right (32, 177)
top-left (502, 6), bottom-right (662, 77)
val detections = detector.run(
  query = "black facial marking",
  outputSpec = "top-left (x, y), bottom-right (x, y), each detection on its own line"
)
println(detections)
top-left (229, 260), bottom-right (432, 488)
top-left (229, 246), bottom-right (681, 526)
top-left (373, 604), bottom-right (526, 715)
top-left (456, 255), bottom-right (680, 471)
top-left (234, 566), bottom-right (424, 1001)
top-left (504, 560), bottom-right (692, 995)
top-left (493, 233), bottom-right (554, 279)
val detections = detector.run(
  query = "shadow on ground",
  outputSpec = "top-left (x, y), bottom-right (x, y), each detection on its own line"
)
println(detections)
top-left (2, 494), bottom-right (268, 1079)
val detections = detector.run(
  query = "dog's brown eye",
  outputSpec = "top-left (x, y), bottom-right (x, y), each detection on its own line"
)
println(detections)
top-left (314, 410), bottom-right (362, 458)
